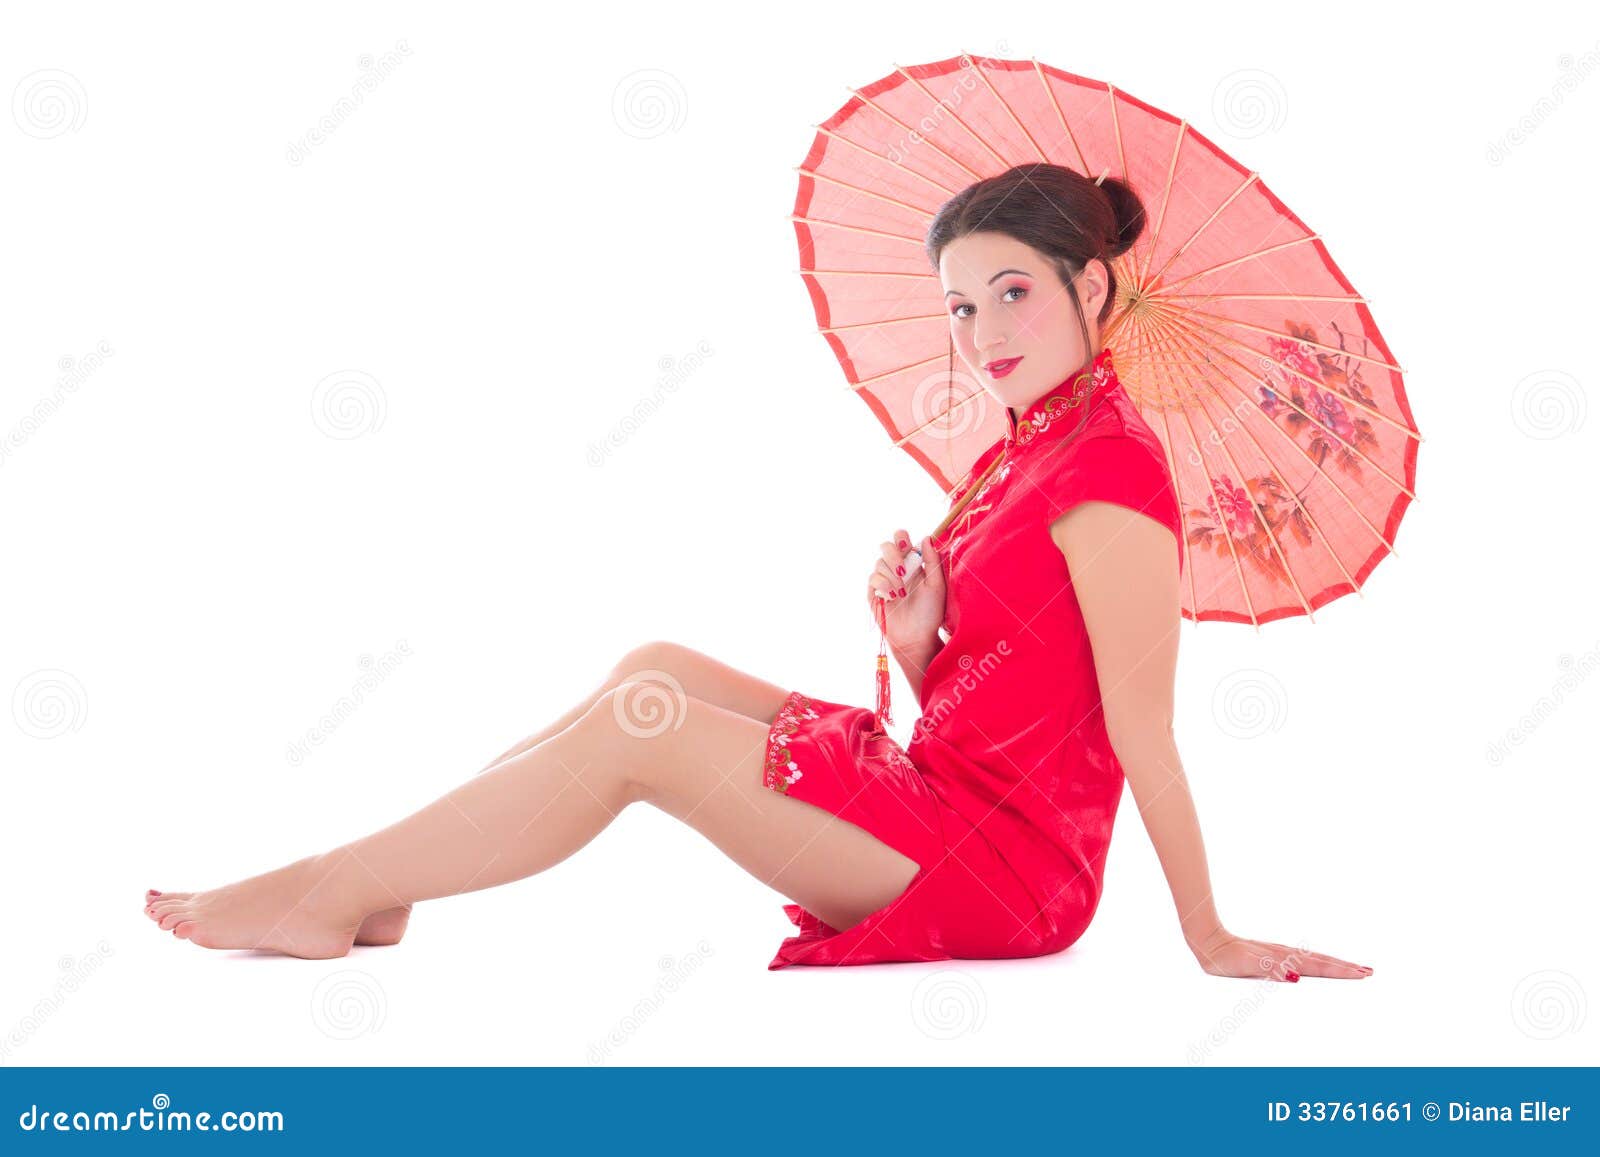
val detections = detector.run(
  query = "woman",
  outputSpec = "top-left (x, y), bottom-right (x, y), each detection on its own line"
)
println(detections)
top-left (145, 163), bottom-right (1371, 982)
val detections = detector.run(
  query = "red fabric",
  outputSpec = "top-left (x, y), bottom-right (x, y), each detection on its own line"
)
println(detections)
top-left (765, 347), bottom-right (1185, 968)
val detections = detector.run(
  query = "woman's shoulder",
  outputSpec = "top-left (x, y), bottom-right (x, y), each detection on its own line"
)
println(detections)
top-left (1027, 413), bottom-right (1184, 561)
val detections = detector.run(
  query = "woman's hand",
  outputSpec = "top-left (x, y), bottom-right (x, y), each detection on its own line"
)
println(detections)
top-left (867, 528), bottom-right (946, 655)
top-left (1188, 926), bottom-right (1374, 983)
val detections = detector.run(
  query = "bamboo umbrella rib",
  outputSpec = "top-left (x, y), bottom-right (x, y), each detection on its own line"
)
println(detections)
top-left (1155, 308), bottom-right (1406, 553)
top-left (893, 388), bottom-right (990, 445)
top-left (894, 64), bottom-right (1012, 172)
top-left (1165, 304), bottom-right (1421, 456)
top-left (809, 124), bottom-right (960, 199)
top-left (1144, 314), bottom-right (1361, 601)
top-left (1172, 305), bottom-right (1407, 377)
top-left (1169, 371), bottom-right (1262, 630)
top-left (849, 86), bottom-right (984, 183)
top-left (797, 167), bottom-right (939, 219)
top-left (1108, 83), bottom-right (1130, 185)
top-left (1142, 317), bottom-right (1320, 620)
top-left (963, 52), bottom-right (1050, 163)
top-left (1143, 171), bottom-right (1261, 291)
top-left (1124, 324), bottom-right (1202, 620)
top-left (1126, 320), bottom-right (1260, 629)
top-left (1157, 235), bottom-right (1322, 296)
top-left (1030, 59), bottom-right (1091, 178)
top-left (844, 350), bottom-right (950, 388)
top-left (788, 214), bottom-right (925, 246)
top-left (1138, 120), bottom-right (1188, 288)
top-left (803, 269), bottom-right (937, 278)
top-left (1158, 293), bottom-right (1366, 304)
top-left (818, 312), bottom-right (944, 334)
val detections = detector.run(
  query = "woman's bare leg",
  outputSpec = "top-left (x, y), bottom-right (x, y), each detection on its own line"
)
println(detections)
top-left (144, 681), bottom-right (921, 959)
top-left (151, 643), bottom-right (792, 947)
top-left (473, 640), bottom-right (793, 774)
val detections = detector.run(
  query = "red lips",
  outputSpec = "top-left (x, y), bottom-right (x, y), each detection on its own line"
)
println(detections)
top-left (986, 356), bottom-right (1022, 378)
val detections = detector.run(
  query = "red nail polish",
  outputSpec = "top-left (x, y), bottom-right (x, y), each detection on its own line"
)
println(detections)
top-left (897, 540), bottom-right (909, 550)
top-left (896, 565), bottom-right (905, 576)
top-left (1285, 970), bottom-right (1299, 982)
top-left (898, 586), bottom-right (907, 597)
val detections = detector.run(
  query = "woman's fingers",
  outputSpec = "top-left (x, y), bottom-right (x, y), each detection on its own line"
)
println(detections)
top-left (1260, 941), bottom-right (1373, 979)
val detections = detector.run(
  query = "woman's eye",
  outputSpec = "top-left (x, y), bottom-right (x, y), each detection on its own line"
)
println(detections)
top-left (952, 287), bottom-right (1024, 319)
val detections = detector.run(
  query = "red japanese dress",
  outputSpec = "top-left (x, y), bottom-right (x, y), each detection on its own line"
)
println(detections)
top-left (762, 345), bottom-right (1186, 969)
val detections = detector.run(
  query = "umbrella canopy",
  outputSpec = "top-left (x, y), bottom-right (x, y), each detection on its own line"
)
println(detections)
top-left (793, 52), bottom-right (1420, 628)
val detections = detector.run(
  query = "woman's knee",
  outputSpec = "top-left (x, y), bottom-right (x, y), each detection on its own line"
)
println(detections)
top-left (574, 681), bottom-right (697, 804)
top-left (609, 639), bottom-right (699, 692)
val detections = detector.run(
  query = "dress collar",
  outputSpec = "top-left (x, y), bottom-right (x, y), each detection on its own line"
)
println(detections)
top-left (1002, 346), bottom-right (1120, 451)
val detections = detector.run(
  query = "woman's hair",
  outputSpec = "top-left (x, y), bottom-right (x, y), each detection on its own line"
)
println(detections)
top-left (924, 162), bottom-right (1147, 357)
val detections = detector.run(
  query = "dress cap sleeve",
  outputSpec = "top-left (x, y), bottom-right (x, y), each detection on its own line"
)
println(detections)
top-left (1047, 433), bottom-right (1185, 572)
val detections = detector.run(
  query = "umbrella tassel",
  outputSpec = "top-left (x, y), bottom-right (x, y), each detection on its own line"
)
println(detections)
top-left (874, 599), bottom-right (894, 730)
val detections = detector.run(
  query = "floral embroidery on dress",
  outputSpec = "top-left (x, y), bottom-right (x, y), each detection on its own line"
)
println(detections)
top-left (764, 690), bottom-right (820, 793)
top-left (1009, 350), bottom-right (1116, 447)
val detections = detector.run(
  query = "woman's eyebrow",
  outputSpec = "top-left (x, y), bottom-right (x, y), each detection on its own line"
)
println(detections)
top-left (943, 268), bottom-right (1033, 298)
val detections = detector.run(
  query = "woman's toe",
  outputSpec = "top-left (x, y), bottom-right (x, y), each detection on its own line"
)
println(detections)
top-left (157, 909), bottom-right (189, 931)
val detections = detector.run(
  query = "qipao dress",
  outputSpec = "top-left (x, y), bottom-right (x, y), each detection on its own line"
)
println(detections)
top-left (762, 346), bottom-right (1185, 969)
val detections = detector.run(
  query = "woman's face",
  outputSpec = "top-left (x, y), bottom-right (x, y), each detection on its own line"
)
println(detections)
top-left (938, 231), bottom-right (1109, 421)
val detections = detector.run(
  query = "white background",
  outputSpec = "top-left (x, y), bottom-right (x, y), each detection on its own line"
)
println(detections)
top-left (2, 0), bottom-right (1596, 1067)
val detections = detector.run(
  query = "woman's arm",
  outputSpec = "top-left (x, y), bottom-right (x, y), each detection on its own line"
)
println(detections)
top-left (1048, 502), bottom-right (1223, 949)
top-left (1050, 502), bottom-right (1372, 982)
top-left (891, 634), bottom-right (944, 704)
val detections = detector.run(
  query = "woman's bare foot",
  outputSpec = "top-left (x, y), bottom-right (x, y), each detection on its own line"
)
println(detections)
top-left (145, 891), bottom-right (413, 948)
top-left (142, 852), bottom-right (378, 959)
top-left (351, 905), bottom-right (411, 946)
